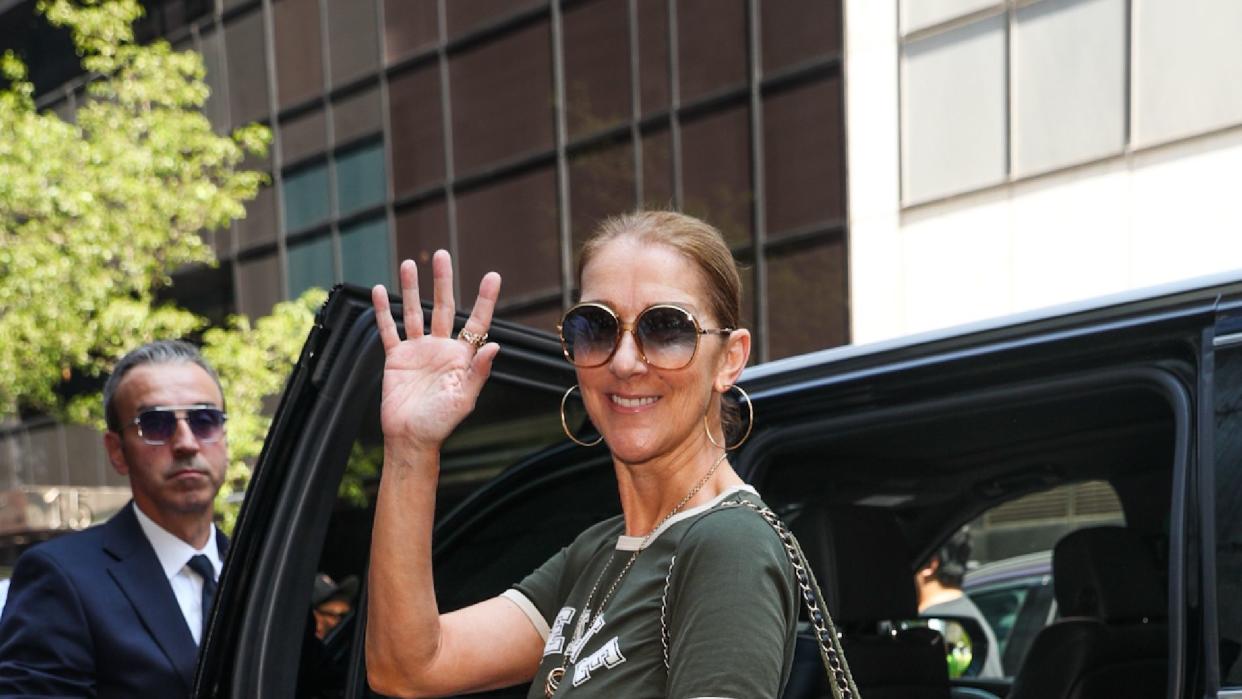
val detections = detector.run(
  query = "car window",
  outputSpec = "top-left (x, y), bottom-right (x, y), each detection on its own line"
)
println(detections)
top-left (956, 481), bottom-right (1123, 676)
top-left (289, 373), bottom-right (568, 699)
top-left (1214, 343), bottom-right (1242, 687)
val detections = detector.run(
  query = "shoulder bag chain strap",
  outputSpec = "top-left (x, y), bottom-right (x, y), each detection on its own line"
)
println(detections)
top-left (660, 500), bottom-right (861, 699)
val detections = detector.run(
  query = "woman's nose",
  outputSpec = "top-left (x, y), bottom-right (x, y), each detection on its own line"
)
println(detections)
top-left (609, 329), bottom-right (647, 377)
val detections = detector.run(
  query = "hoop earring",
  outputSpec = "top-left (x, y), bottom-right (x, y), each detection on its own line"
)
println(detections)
top-left (704, 384), bottom-right (754, 451)
top-left (560, 385), bottom-right (603, 447)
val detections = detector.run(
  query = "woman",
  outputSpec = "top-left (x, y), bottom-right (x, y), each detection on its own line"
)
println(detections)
top-left (366, 211), bottom-right (798, 697)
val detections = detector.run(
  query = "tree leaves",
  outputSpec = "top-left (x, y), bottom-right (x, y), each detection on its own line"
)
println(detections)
top-left (1, 0), bottom-right (314, 531)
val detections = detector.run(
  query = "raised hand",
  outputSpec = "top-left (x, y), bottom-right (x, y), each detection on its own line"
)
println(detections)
top-left (371, 250), bottom-right (501, 453)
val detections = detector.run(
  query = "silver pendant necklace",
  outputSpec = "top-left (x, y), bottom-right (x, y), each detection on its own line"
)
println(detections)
top-left (544, 450), bottom-right (729, 697)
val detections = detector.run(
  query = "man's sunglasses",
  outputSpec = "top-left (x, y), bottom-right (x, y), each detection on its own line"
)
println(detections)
top-left (557, 302), bottom-right (733, 370)
top-left (129, 405), bottom-right (228, 446)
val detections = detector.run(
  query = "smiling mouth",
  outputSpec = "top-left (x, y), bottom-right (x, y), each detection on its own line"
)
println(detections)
top-left (610, 394), bottom-right (659, 409)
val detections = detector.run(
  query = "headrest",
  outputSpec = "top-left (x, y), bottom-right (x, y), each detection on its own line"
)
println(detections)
top-left (788, 504), bottom-right (918, 624)
top-left (1053, 526), bottom-right (1165, 622)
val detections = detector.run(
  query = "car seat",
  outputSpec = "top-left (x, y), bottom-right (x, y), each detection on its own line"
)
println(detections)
top-left (782, 504), bottom-right (950, 699)
top-left (1007, 526), bottom-right (1167, 699)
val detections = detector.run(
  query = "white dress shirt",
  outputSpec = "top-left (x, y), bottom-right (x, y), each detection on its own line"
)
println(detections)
top-left (132, 503), bottom-right (222, 645)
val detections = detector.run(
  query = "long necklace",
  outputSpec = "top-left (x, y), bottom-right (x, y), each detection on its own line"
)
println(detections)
top-left (544, 450), bottom-right (729, 697)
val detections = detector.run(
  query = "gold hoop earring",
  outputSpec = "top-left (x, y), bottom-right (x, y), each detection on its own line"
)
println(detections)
top-left (704, 384), bottom-right (754, 451)
top-left (560, 385), bottom-right (603, 447)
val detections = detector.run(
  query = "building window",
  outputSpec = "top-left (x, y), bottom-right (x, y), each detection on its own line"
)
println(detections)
top-left (282, 163), bottom-right (331, 233)
top-left (336, 141), bottom-right (387, 217)
top-left (340, 218), bottom-right (392, 288)
top-left (287, 234), bottom-right (335, 298)
top-left (899, 0), bottom-right (1242, 205)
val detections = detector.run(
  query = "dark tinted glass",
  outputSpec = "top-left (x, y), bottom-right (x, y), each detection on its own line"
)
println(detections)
top-left (446, 0), bottom-right (542, 38)
top-left (636, 306), bottom-right (699, 368)
top-left (641, 127), bottom-right (674, 209)
top-left (326, 0), bottom-right (379, 87)
top-left (333, 87), bottom-right (382, 147)
top-left (560, 305), bottom-right (618, 367)
top-left (677, 0), bottom-right (746, 102)
top-left (456, 168), bottom-right (560, 302)
top-left (761, 0), bottom-right (841, 73)
top-left (394, 200), bottom-right (449, 301)
top-left (287, 234), bottom-right (335, 298)
top-left (569, 140), bottom-right (635, 261)
top-left (225, 10), bottom-right (269, 125)
top-left (637, 0), bottom-right (670, 116)
top-left (388, 66), bottom-right (445, 196)
top-left (273, 0), bottom-right (324, 107)
top-left (384, 0), bottom-right (438, 62)
top-left (763, 77), bottom-right (846, 236)
top-left (236, 252), bottom-right (283, 318)
top-left (766, 239), bottom-right (849, 359)
top-left (564, 0), bottom-right (631, 138)
top-left (681, 105), bottom-right (752, 246)
top-left (282, 164), bottom-right (331, 232)
top-left (449, 21), bottom-right (553, 174)
top-left (340, 217), bottom-right (392, 288)
top-left (1215, 347), bottom-right (1242, 686)
top-left (336, 141), bottom-right (386, 216)
top-left (279, 109), bottom-right (327, 166)
top-left (237, 185), bottom-right (278, 251)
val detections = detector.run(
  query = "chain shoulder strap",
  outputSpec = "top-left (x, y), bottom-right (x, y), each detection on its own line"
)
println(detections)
top-left (659, 499), bottom-right (861, 699)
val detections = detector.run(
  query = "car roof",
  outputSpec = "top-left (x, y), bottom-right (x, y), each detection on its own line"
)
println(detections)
top-left (743, 268), bottom-right (1242, 384)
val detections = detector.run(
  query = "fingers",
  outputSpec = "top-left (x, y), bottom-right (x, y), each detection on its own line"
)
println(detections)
top-left (399, 260), bottom-right (423, 339)
top-left (467, 342), bottom-right (501, 393)
top-left (429, 249), bottom-right (456, 337)
top-left (372, 284), bottom-right (400, 352)
top-left (461, 272), bottom-right (501, 339)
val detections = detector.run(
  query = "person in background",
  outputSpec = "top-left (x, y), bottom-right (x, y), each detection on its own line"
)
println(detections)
top-left (0, 340), bottom-right (229, 698)
top-left (313, 573), bottom-right (359, 640)
top-left (917, 527), bottom-right (1005, 678)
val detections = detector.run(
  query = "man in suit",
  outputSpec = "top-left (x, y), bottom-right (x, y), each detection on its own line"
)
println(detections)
top-left (0, 340), bottom-right (230, 698)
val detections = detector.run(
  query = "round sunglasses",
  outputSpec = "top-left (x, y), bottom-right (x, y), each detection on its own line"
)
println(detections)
top-left (557, 302), bottom-right (733, 370)
top-left (128, 405), bottom-right (228, 446)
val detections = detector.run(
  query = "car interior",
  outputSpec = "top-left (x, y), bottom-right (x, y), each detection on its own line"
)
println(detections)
top-left (284, 361), bottom-right (1183, 699)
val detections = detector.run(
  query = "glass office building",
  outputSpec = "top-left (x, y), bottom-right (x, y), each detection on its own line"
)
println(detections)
top-left (0, 0), bottom-right (847, 554)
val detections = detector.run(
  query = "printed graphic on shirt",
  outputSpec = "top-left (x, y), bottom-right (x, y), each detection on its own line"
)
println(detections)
top-left (566, 613), bottom-right (607, 663)
top-left (572, 637), bottom-right (626, 687)
top-left (543, 607), bottom-right (575, 657)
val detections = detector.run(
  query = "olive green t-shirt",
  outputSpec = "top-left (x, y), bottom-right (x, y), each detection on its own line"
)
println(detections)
top-left (502, 485), bottom-right (798, 698)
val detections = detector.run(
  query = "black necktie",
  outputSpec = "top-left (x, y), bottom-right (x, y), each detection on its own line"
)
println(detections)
top-left (187, 554), bottom-right (217, 640)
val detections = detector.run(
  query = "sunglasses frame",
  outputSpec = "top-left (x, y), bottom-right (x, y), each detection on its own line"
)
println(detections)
top-left (557, 302), bottom-right (733, 370)
top-left (129, 404), bottom-right (228, 446)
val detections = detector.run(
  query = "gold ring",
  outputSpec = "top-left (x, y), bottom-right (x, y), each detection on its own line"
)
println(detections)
top-left (458, 329), bottom-right (488, 348)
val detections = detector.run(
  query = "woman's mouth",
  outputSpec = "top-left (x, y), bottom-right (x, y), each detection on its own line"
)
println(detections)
top-left (609, 394), bottom-right (659, 409)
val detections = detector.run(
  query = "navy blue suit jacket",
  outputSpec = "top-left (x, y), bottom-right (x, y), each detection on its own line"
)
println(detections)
top-left (0, 503), bottom-right (227, 698)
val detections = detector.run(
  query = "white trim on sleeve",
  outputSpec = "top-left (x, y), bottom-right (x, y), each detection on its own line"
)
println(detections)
top-left (500, 589), bottom-right (550, 641)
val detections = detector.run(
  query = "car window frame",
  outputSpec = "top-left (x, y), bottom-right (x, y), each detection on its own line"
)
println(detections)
top-left (738, 363), bottom-right (1194, 698)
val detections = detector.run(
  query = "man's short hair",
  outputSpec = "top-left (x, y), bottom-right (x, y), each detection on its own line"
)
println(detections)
top-left (102, 340), bottom-right (225, 433)
top-left (932, 528), bottom-right (973, 588)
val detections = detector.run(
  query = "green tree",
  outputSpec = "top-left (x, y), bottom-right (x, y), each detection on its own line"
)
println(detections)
top-left (0, 0), bottom-right (322, 530)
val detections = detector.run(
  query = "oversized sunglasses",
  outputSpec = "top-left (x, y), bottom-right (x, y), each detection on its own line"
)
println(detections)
top-left (129, 405), bottom-right (228, 446)
top-left (557, 302), bottom-right (733, 370)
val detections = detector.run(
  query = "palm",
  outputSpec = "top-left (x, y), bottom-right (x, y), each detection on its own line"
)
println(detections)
top-left (380, 335), bottom-right (479, 444)
top-left (371, 252), bottom-right (501, 453)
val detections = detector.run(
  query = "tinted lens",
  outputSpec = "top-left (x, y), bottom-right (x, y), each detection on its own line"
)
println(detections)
top-left (136, 410), bottom-right (177, 442)
top-left (136, 408), bottom-right (226, 444)
top-left (186, 408), bottom-right (227, 442)
top-left (561, 305), bottom-right (619, 367)
top-left (636, 306), bottom-right (699, 369)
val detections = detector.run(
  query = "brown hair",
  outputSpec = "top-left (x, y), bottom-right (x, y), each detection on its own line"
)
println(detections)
top-left (576, 210), bottom-right (742, 329)
top-left (576, 210), bottom-right (746, 441)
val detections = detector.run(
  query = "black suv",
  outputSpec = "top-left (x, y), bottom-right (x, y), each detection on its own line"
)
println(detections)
top-left (195, 273), bottom-right (1242, 699)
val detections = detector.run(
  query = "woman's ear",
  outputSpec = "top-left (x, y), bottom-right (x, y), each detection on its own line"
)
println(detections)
top-left (715, 328), bottom-right (751, 390)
